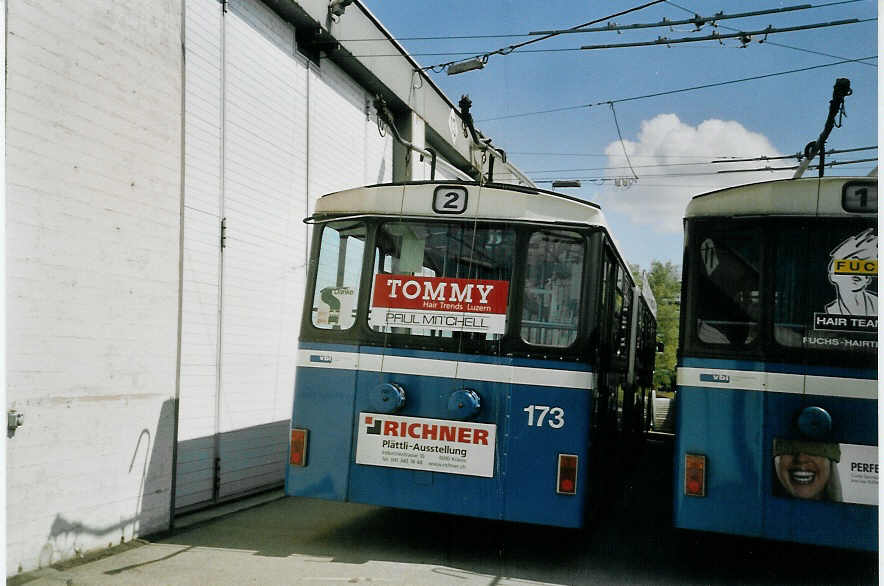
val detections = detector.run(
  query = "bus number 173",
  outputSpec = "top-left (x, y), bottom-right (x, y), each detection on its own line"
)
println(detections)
top-left (523, 405), bottom-right (565, 429)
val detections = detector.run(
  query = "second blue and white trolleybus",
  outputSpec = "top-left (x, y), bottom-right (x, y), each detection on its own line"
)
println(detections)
top-left (674, 176), bottom-right (878, 550)
top-left (286, 181), bottom-right (657, 527)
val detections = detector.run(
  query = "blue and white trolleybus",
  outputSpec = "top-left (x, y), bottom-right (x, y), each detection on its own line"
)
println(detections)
top-left (673, 176), bottom-right (877, 550)
top-left (286, 181), bottom-right (657, 528)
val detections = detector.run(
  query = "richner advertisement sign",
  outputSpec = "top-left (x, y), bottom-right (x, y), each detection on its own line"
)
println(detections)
top-left (355, 413), bottom-right (497, 477)
top-left (369, 275), bottom-right (509, 334)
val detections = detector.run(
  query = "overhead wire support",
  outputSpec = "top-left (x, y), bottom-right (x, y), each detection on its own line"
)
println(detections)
top-left (580, 19), bottom-right (863, 50)
top-left (608, 103), bottom-right (638, 180)
top-left (530, 157), bottom-right (877, 183)
top-left (711, 145), bottom-right (875, 164)
top-left (530, 4), bottom-right (813, 35)
top-left (476, 55), bottom-right (876, 122)
top-left (420, 0), bottom-right (665, 73)
top-left (719, 157), bottom-right (876, 174)
top-left (524, 146), bottom-right (877, 174)
top-left (664, 0), bottom-right (876, 66)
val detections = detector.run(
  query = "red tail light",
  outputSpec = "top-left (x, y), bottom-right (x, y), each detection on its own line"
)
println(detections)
top-left (684, 453), bottom-right (706, 497)
top-left (556, 454), bottom-right (578, 495)
top-left (290, 428), bottom-right (308, 467)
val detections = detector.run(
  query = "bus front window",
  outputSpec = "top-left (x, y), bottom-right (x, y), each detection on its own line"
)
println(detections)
top-left (775, 222), bottom-right (877, 353)
top-left (369, 221), bottom-right (516, 340)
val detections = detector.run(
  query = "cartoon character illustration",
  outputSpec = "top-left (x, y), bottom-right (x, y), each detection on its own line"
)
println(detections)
top-left (825, 228), bottom-right (877, 316)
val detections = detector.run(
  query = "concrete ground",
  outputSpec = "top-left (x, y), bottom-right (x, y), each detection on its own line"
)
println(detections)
top-left (9, 437), bottom-right (877, 586)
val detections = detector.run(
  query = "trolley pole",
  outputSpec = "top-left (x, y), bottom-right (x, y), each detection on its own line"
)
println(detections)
top-left (793, 78), bottom-right (852, 179)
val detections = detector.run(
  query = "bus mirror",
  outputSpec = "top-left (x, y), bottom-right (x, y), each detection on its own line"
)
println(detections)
top-left (656, 342), bottom-right (665, 353)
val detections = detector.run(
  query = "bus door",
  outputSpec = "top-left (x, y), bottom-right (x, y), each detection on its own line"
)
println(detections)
top-left (768, 216), bottom-right (878, 546)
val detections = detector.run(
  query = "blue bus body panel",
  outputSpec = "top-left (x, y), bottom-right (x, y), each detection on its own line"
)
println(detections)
top-left (504, 383), bottom-right (590, 526)
top-left (674, 358), bottom-right (877, 551)
top-left (347, 369), bottom-right (507, 521)
top-left (285, 344), bottom-right (360, 500)
top-left (674, 385), bottom-right (766, 536)
top-left (288, 344), bottom-right (591, 528)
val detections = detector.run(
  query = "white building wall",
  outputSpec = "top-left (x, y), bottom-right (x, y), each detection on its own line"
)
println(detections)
top-left (426, 156), bottom-right (471, 182)
top-left (307, 58), bottom-right (393, 213)
top-left (4, 0), bottom-right (523, 575)
top-left (5, 0), bottom-right (183, 576)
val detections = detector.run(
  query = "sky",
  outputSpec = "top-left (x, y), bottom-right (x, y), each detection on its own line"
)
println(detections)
top-left (357, 0), bottom-right (878, 271)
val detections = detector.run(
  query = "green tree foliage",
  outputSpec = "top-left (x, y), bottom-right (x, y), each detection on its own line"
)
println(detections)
top-left (632, 261), bottom-right (681, 389)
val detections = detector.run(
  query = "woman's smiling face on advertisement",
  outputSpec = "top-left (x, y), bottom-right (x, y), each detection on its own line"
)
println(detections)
top-left (775, 452), bottom-right (831, 499)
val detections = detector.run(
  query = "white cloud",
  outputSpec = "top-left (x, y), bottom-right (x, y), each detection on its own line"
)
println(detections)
top-left (595, 114), bottom-right (791, 233)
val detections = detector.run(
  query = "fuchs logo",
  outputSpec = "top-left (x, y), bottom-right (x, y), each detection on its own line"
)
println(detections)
top-left (363, 415), bottom-right (489, 445)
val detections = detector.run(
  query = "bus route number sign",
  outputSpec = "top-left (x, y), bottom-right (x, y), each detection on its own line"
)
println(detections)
top-left (433, 186), bottom-right (468, 214)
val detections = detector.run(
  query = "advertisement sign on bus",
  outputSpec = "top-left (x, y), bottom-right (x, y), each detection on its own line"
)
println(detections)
top-left (772, 438), bottom-right (878, 506)
top-left (355, 412), bottom-right (497, 477)
top-left (369, 275), bottom-right (509, 335)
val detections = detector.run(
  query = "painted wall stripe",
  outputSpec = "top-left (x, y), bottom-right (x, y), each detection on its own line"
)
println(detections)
top-left (678, 367), bottom-right (877, 400)
top-left (297, 349), bottom-right (593, 389)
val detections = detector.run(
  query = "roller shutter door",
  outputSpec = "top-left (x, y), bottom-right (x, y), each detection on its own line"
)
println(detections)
top-left (176, 0), bottom-right (224, 511)
top-left (178, 0), bottom-right (392, 511)
top-left (216, 0), bottom-right (307, 501)
top-left (177, 0), bottom-right (308, 510)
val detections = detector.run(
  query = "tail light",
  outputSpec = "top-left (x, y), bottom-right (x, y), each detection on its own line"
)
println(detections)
top-left (556, 454), bottom-right (578, 495)
top-left (290, 428), bottom-right (308, 467)
top-left (684, 453), bottom-right (706, 497)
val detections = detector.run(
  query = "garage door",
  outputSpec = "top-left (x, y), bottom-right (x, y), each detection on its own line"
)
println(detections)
top-left (177, 0), bottom-right (391, 511)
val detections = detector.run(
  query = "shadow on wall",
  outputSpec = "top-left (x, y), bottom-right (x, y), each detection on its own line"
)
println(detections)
top-left (39, 399), bottom-right (176, 569)
top-left (174, 420), bottom-right (290, 512)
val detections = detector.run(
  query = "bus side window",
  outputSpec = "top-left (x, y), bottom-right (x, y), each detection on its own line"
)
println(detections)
top-left (312, 222), bottom-right (367, 330)
top-left (694, 228), bottom-right (760, 346)
top-left (615, 268), bottom-right (632, 360)
top-left (521, 230), bottom-right (584, 347)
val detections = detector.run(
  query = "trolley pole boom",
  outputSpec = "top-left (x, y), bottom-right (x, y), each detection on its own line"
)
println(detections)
top-left (793, 77), bottom-right (852, 179)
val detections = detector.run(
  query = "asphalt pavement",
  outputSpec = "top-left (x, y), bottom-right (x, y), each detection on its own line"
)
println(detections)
top-left (10, 435), bottom-right (878, 586)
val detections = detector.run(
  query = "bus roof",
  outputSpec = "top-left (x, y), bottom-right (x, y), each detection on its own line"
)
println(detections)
top-left (312, 181), bottom-right (606, 226)
top-left (312, 181), bottom-right (639, 290)
top-left (685, 176), bottom-right (877, 219)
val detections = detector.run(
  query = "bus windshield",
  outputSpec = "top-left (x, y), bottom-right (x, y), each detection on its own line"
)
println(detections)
top-left (686, 218), bottom-right (877, 362)
top-left (369, 221), bottom-right (516, 341)
top-left (308, 218), bottom-right (591, 354)
top-left (773, 221), bottom-right (877, 355)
